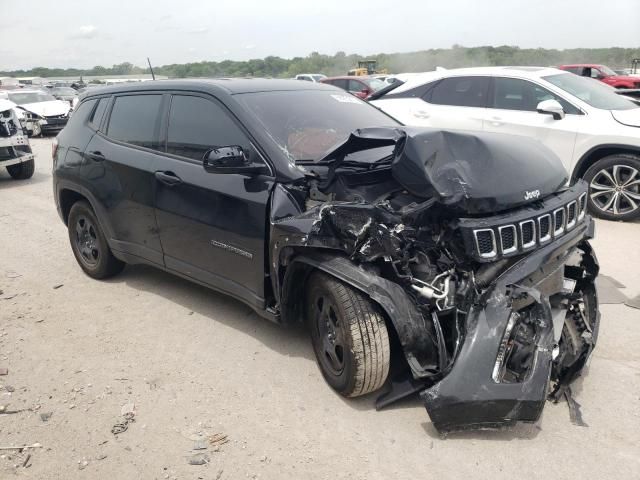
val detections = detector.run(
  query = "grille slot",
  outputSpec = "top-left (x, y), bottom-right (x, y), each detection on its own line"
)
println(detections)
top-left (519, 220), bottom-right (536, 249)
top-left (538, 214), bottom-right (551, 243)
top-left (474, 229), bottom-right (496, 258)
top-left (553, 208), bottom-right (565, 236)
top-left (566, 201), bottom-right (577, 229)
top-left (498, 225), bottom-right (517, 254)
top-left (578, 193), bottom-right (587, 220)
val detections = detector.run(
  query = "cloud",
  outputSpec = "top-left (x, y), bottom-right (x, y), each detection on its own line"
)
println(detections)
top-left (186, 27), bottom-right (209, 34)
top-left (74, 25), bottom-right (98, 39)
top-left (244, 44), bottom-right (256, 50)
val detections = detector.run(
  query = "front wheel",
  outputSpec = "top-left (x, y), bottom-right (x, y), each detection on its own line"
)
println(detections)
top-left (584, 154), bottom-right (640, 221)
top-left (306, 272), bottom-right (390, 397)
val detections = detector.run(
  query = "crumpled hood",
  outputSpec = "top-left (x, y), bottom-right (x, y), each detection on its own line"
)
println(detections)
top-left (0, 99), bottom-right (18, 113)
top-left (319, 127), bottom-right (569, 214)
top-left (611, 108), bottom-right (640, 127)
top-left (19, 100), bottom-right (70, 117)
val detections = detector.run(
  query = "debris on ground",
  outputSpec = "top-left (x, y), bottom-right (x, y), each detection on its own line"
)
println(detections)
top-left (208, 433), bottom-right (229, 448)
top-left (187, 453), bottom-right (210, 465)
top-left (40, 412), bottom-right (53, 422)
top-left (193, 439), bottom-right (208, 450)
top-left (111, 403), bottom-right (136, 435)
top-left (22, 453), bottom-right (31, 468)
top-left (52, 284), bottom-right (64, 290)
top-left (0, 368), bottom-right (8, 376)
top-left (564, 387), bottom-right (588, 427)
top-left (4, 385), bottom-right (15, 392)
top-left (0, 443), bottom-right (42, 451)
top-left (78, 459), bottom-right (89, 470)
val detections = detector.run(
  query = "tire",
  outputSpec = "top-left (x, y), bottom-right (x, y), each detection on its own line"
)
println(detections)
top-left (6, 159), bottom-right (35, 180)
top-left (67, 201), bottom-right (125, 279)
top-left (306, 272), bottom-right (390, 397)
top-left (583, 154), bottom-right (640, 221)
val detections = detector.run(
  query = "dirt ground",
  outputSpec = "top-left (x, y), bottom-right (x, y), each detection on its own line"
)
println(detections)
top-left (1, 137), bottom-right (639, 479)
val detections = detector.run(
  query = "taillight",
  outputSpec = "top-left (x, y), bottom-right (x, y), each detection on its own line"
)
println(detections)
top-left (52, 137), bottom-right (59, 159)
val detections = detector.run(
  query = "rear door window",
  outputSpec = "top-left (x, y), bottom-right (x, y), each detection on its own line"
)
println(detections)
top-left (348, 80), bottom-right (365, 93)
top-left (427, 76), bottom-right (489, 107)
top-left (166, 95), bottom-right (251, 161)
top-left (106, 94), bottom-right (163, 150)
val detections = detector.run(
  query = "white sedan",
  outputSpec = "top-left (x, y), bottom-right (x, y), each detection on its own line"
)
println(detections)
top-left (371, 67), bottom-right (640, 221)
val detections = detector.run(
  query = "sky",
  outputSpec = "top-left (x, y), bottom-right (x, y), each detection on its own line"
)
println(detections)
top-left (1, 0), bottom-right (639, 70)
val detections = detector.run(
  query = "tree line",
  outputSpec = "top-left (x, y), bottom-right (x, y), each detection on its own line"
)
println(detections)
top-left (2, 46), bottom-right (639, 79)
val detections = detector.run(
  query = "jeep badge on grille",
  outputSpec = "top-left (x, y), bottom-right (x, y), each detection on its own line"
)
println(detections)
top-left (524, 189), bottom-right (541, 200)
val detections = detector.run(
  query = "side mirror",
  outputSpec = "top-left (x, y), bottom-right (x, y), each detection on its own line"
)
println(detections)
top-left (536, 99), bottom-right (565, 120)
top-left (203, 146), bottom-right (266, 175)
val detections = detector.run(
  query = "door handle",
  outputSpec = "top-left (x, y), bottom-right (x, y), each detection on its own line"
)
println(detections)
top-left (86, 150), bottom-right (106, 161)
top-left (154, 171), bottom-right (183, 186)
top-left (412, 109), bottom-right (430, 119)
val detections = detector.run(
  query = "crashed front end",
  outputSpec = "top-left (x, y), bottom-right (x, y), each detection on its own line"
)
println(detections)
top-left (271, 127), bottom-right (599, 432)
top-left (0, 102), bottom-right (35, 168)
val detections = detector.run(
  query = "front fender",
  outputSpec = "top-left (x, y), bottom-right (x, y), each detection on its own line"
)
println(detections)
top-left (284, 252), bottom-right (439, 377)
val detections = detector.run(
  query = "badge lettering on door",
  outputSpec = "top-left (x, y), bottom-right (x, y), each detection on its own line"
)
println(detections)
top-left (524, 189), bottom-right (541, 200)
top-left (210, 240), bottom-right (253, 259)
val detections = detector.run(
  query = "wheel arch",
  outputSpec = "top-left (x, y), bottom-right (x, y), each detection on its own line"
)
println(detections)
top-left (56, 181), bottom-right (116, 241)
top-left (280, 251), bottom-right (439, 378)
top-left (572, 144), bottom-right (640, 182)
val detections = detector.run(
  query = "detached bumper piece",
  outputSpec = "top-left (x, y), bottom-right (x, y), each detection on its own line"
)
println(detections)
top-left (420, 218), bottom-right (598, 432)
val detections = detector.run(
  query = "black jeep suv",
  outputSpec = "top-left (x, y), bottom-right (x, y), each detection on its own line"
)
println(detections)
top-left (53, 79), bottom-right (599, 432)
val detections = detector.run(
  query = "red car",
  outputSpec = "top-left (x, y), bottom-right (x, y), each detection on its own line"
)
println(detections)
top-left (320, 76), bottom-right (386, 99)
top-left (558, 64), bottom-right (640, 89)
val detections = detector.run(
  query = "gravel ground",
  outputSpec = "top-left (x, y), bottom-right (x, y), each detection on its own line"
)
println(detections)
top-left (0, 138), bottom-right (639, 479)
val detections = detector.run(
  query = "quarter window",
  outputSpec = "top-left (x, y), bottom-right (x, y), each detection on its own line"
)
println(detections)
top-left (106, 95), bottom-right (163, 150)
top-left (427, 76), bottom-right (489, 107)
top-left (166, 95), bottom-right (250, 161)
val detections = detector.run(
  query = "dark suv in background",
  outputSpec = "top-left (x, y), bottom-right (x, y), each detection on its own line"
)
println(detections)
top-left (53, 79), bottom-right (599, 432)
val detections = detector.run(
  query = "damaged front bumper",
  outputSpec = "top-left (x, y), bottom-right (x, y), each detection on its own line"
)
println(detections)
top-left (421, 218), bottom-right (598, 432)
top-left (1, 107), bottom-right (35, 167)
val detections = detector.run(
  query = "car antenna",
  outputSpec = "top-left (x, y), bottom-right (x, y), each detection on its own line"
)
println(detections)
top-left (147, 57), bottom-right (156, 81)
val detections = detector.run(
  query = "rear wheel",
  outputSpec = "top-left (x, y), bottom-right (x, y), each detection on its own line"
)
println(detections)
top-left (306, 272), bottom-right (390, 397)
top-left (7, 159), bottom-right (35, 180)
top-left (67, 201), bottom-right (125, 279)
top-left (584, 154), bottom-right (640, 221)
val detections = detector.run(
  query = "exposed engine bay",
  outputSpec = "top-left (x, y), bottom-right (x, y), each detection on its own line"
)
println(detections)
top-left (270, 127), bottom-right (599, 432)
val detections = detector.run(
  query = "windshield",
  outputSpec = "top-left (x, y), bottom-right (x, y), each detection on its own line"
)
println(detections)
top-left (599, 65), bottom-right (617, 76)
top-left (363, 78), bottom-right (386, 91)
top-left (237, 90), bottom-right (399, 161)
top-left (312, 75), bottom-right (326, 82)
top-left (52, 87), bottom-right (77, 95)
top-left (543, 73), bottom-right (637, 111)
top-left (7, 91), bottom-right (56, 104)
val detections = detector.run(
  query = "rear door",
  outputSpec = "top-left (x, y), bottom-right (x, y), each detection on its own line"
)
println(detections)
top-left (81, 93), bottom-right (164, 264)
top-left (382, 76), bottom-right (490, 131)
top-left (483, 77), bottom-right (581, 169)
top-left (152, 93), bottom-right (273, 309)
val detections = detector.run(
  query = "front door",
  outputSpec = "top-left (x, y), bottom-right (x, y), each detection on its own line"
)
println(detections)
top-left (483, 77), bottom-right (581, 171)
top-left (153, 93), bottom-right (273, 309)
